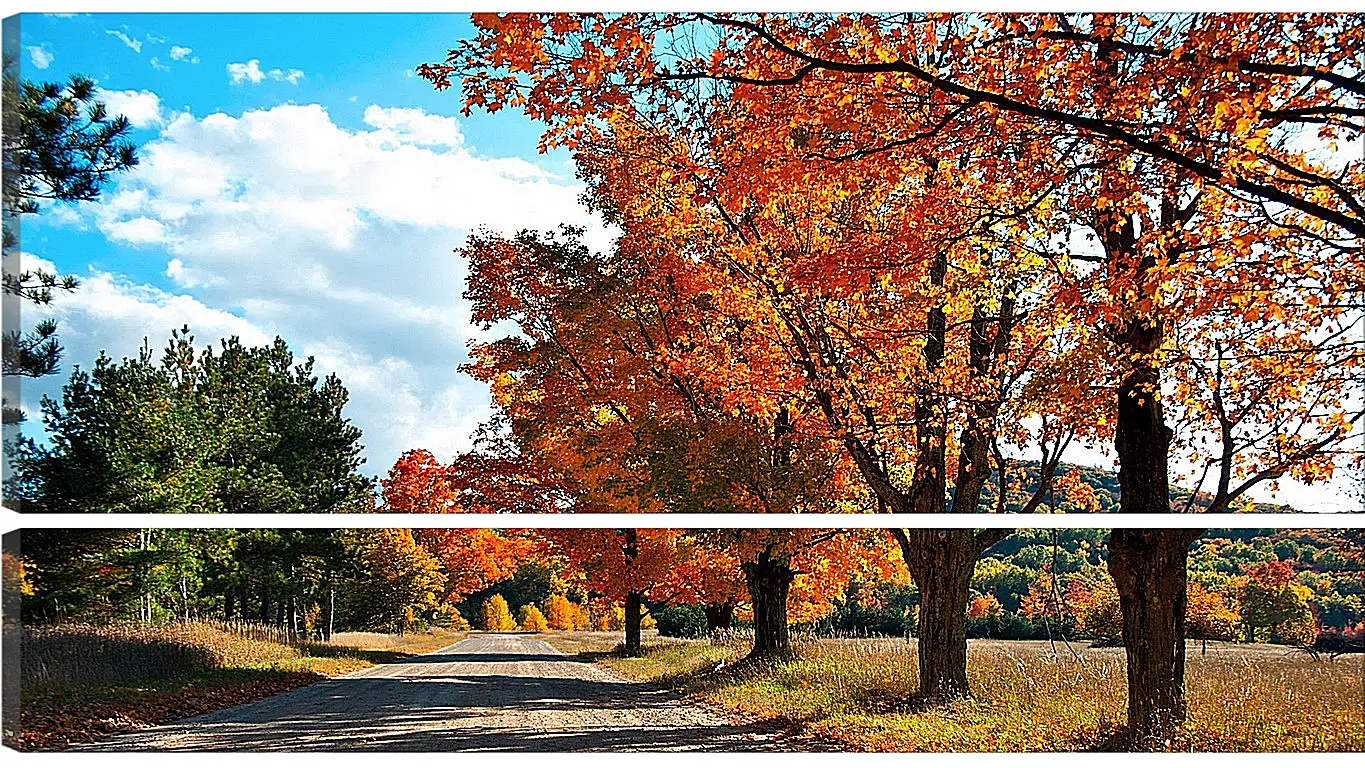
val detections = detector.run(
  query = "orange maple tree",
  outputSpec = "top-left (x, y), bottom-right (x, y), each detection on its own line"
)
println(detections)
top-left (429, 11), bottom-right (1363, 739)
top-left (537, 528), bottom-right (696, 655)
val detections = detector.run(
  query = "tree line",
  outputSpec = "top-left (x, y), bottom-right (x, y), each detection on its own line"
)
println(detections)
top-left (12, 527), bottom-right (1362, 654)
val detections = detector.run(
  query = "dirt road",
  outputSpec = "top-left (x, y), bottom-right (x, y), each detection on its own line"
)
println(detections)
top-left (80, 633), bottom-right (781, 752)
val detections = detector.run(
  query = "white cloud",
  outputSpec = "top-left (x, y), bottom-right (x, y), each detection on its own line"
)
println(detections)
top-left (95, 88), bottom-right (163, 129)
top-left (226, 59), bottom-right (265, 85)
top-left (227, 59), bottom-right (304, 86)
top-left (149, 57), bottom-right (170, 72)
top-left (105, 29), bottom-right (142, 53)
top-left (43, 100), bottom-right (613, 475)
top-left (26, 45), bottom-right (53, 69)
top-left (104, 216), bottom-right (167, 245)
top-left (362, 105), bottom-right (463, 148)
top-left (169, 45), bottom-right (198, 63)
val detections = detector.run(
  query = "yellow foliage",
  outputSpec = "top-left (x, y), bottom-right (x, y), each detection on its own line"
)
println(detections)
top-left (479, 595), bottom-right (518, 632)
top-left (518, 604), bottom-right (549, 632)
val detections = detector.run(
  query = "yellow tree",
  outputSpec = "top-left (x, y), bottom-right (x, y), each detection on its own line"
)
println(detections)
top-left (518, 604), bottom-right (549, 632)
top-left (354, 529), bottom-right (445, 635)
top-left (543, 593), bottom-right (585, 630)
top-left (479, 594), bottom-right (518, 632)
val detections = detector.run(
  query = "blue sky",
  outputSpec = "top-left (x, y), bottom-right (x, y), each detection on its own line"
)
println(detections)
top-left (12, 12), bottom-right (612, 484)
top-left (7, 12), bottom-right (1356, 511)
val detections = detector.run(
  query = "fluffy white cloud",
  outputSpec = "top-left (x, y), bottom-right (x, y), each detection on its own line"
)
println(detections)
top-left (105, 29), bottom-right (142, 53)
top-left (227, 59), bottom-right (304, 86)
top-left (169, 45), bottom-right (198, 63)
top-left (22, 262), bottom-right (492, 476)
top-left (362, 105), bottom-right (463, 148)
top-left (27, 45), bottom-right (53, 69)
top-left (95, 88), bottom-right (163, 129)
top-left (226, 59), bottom-right (264, 85)
top-left (40, 100), bottom-right (612, 476)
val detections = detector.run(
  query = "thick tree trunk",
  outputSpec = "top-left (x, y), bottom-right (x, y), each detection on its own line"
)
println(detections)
top-left (1108, 529), bottom-right (1199, 745)
top-left (1115, 345), bottom-right (1172, 516)
top-left (896, 529), bottom-right (980, 701)
top-left (704, 602), bottom-right (735, 633)
top-left (743, 548), bottom-right (795, 659)
top-left (623, 591), bottom-right (644, 657)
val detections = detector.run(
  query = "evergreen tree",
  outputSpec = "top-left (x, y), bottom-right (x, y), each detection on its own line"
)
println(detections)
top-left (12, 328), bottom-right (372, 513)
top-left (2, 58), bottom-right (139, 423)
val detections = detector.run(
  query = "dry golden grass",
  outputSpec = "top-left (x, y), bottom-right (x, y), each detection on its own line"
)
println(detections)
top-left (21, 623), bottom-right (308, 691)
top-left (14, 622), bottom-right (465, 751)
top-left (558, 632), bottom-right (1365, 752)
top-left (326, 630), bottom-right (460, 654)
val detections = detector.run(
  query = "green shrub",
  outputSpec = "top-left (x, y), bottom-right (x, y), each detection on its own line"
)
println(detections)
top-left (654, 604), bottom-right (708, 638)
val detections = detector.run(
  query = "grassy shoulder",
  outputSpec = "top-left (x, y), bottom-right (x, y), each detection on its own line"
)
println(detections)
top-left (545, 631), bottom-right (1365, 752)
top-left (13, 624), bottom-right (464, 751)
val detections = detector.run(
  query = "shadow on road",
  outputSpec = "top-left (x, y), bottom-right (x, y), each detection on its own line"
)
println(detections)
top-left (81, 647), bottom-right (784, 752)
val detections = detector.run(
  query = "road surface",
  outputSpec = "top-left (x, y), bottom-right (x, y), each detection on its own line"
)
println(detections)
top-left (81, 634), bottom-right (782, 752)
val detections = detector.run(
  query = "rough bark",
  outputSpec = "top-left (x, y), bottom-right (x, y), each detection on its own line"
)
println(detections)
top-left (704, 602), bottom-right (735, 633)
top-left (623, 591), bottom-right (644, 657)
top-left (742, 548), bottom-right (795, 659)
top-left (1108, 529), bottom-right (1201, 745)
top-left (1100, 198), bottom-right (1205, 742)
top-left (894, 529), bottom-right (989, 700)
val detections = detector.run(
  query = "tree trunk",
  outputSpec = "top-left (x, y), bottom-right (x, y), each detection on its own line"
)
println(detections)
top-left (704, 602), bottom-right (735, 633)
top-left (895, 529), bottom-right (980, 701)
top-left (1108, 528), bottom-right (1200, 746)
top-left (623, 591), bottom-right (644, 657)
top-left (743, 548), bottom-right (795, 660)
top-left (1115, 340), bottom-right (1172, 516)
top-left (326, 583), bottom-right (335, 641)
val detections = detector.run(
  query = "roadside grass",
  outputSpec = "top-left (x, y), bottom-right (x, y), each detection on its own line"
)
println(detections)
top-left (548, 632), bottom-right (1365, 752)
top-left (12, 622), bottom-right (463, 751)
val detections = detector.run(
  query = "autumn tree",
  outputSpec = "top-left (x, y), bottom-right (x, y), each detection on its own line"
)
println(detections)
top-left (1233, 560), bottom-right (1318, 645)
top-left (383, 429), bottom-right (574, 516)
top-left (966, 593), bottom-right (1003, 619)
top-left (518, 603), bottom-right (549, 632)
top-left (349, 529), bottom-right (445, 634)
top-left (1185, 582), bottom-right (1240, 652)
top-left (479, 594), bottom-right (519, 632)
top-left (433, 12), bottom-right (1363, 738)
top-left (539, 528), bottom-right (693, 655)
top-left (706, 529), bottom-right (902, 659)
top-left (412, 529), bottom-right (532, 607)
top-left (1065, 569), bottom-right (1123, 642)
top-left (543, 593), bottom-right (585, 631)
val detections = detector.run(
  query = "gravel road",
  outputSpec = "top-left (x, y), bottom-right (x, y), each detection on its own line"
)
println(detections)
top-left (80, 634), bottom-right (783, 752)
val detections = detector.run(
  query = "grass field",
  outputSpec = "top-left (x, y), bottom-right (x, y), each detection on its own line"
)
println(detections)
top-left (11, 622), bottom-right (464, 751)
top-left (546, 631), bottom-right (1365, 752)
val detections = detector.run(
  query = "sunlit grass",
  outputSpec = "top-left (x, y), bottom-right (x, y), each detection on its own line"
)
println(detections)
top-left (558, 632), bottom-right (1365, 752)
